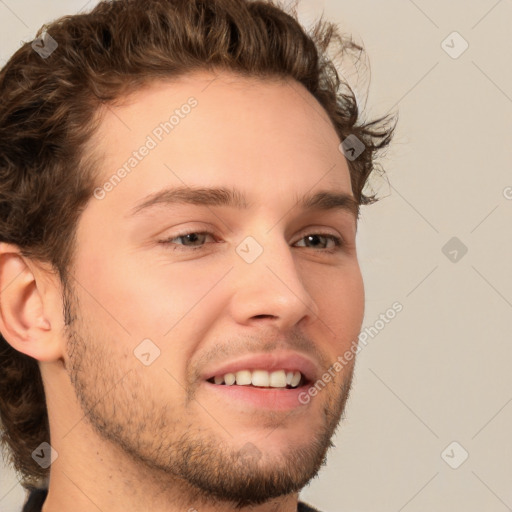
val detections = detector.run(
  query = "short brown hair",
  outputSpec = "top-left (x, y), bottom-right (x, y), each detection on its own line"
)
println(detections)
top-left (0, 0), bottom-right (397, 488)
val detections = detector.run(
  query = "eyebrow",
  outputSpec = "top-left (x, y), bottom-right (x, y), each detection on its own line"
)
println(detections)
top-left (128, 185), bottom-right (360, 220)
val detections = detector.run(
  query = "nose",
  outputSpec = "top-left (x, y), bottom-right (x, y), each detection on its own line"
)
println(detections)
top-left (228, 234), bottom-right (321, 331)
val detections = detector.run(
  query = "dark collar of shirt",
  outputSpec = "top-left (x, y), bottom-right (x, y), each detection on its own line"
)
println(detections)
top-left (23, 487), bottom-right (321, 512)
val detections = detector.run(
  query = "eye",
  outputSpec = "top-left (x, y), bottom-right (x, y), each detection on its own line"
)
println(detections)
top-left (158, 229), bottom-right (344, 253)
top-left (159, 230), bottom-right (216, 251)
top-left (294, 233), bottom-right (343, 252)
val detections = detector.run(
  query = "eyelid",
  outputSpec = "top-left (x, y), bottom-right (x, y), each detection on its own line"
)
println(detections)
top-left (295, 225), bottom-right (344, 240)
top-left (159, 224), bottom-right (344, 242)
top-left (158, 226), bottom-right (347, 254)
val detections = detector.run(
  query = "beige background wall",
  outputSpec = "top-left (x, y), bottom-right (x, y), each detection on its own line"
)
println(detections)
top-left (1, 1), bottom-right (511, 511)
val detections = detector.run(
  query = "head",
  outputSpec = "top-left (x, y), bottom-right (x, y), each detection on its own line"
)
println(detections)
top-left (0, 0), bottom-right (396, 506)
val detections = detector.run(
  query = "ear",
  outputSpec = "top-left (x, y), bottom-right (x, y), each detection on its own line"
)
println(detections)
top-left (0, 242), bottom-right (65, 363)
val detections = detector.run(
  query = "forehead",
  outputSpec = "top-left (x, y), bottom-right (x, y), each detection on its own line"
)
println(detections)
top-left (92, 69), bottom-right (338, 143)
top-left (87, 70), bottom-right (352, 215)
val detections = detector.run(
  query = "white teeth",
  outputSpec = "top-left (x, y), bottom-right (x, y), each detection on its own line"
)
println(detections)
top-left (269, 370), bottom-right (287, 388)
top-left (251, 370), bottom-right (270, 387)
top-left (224, 373), bottom-right (236, 386)
top-left (290, 371), bottom-right (301, 387)
top-left (210, 369), bottom-right (303, 388)
top-left (235, 370), bottom-right (252, 385)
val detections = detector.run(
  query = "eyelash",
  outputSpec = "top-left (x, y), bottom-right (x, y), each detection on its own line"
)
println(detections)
top-left (158, 230), bottom-right (344, 254)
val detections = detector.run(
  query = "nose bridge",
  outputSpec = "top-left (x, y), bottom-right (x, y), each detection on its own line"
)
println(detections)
top-left (231, 227), bottom-right (320, 324)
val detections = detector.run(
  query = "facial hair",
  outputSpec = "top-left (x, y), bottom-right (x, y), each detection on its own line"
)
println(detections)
top-left (61, 278), bottom-right (356, 509)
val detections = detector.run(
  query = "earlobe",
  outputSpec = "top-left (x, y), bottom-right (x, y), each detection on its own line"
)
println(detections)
top-left (0, 244), bottom-right (64, 363)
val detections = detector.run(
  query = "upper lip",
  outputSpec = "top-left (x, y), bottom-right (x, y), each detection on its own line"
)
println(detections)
top-left (201, 351), bottom-right (320, 384)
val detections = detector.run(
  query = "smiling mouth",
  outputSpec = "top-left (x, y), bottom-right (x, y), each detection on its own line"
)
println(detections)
top-left (205, 369), bottom-right (308, 389)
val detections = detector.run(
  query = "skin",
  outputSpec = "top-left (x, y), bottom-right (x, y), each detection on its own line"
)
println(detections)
top-left (0, 70), bottom-right (365, 512)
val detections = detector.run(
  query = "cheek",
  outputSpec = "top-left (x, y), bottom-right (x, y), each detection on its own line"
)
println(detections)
top-left (122, 257), bottom-right (229, 335)
top-left (314, 263), bottom-right (365, 344)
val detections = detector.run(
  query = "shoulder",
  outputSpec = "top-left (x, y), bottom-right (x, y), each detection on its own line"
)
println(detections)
top-left (22, 487), bottom-right (48, 512)
top-left (21, 490), bottom-right (320, 512)
top-left (298, 500), bottom-right (322, 512)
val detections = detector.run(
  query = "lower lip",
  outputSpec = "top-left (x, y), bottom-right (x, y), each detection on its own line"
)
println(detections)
top-left (203, 381), bottom-right (311, 411)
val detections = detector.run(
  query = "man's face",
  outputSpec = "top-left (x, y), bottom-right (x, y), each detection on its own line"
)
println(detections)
top-left (62, 71), bottom-right (365, 506)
